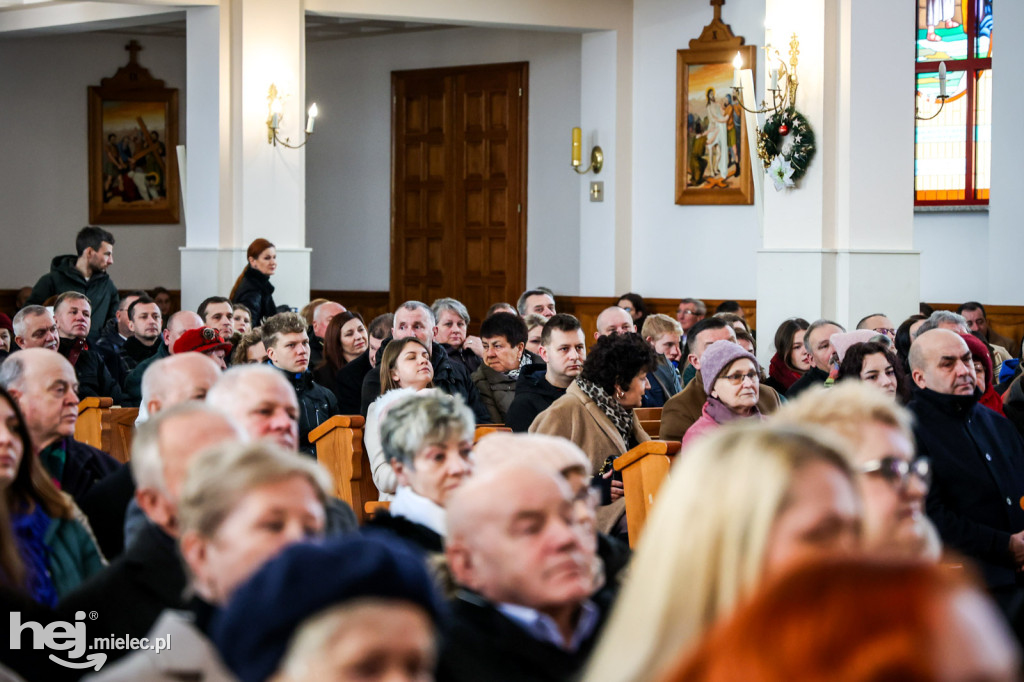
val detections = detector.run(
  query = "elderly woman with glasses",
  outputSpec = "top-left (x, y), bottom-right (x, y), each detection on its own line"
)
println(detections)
top-left (776, 381), bottom-right (938, 560)
top-left (682, 340), bottom-right (764, 448)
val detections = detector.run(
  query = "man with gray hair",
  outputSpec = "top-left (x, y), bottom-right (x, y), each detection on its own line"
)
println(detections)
top-left (62, 402), bottom-right (245, 650)
top-left (309, 300), bottom-right (346, 368)
top-left (912, 310), bottom-right (970, 340)
top-left (12, 304), bottom-right (59, 351)
top-left (786, 318), bottom-right (847, 398)
top-left (517, 288), bottom-right (557, 319)
top-left (675, 298), bottom-right (706, 343)
top-left (0, 348), bottom-right (119, 501)
top-left (359, 301), bottom-right (490, 423)
top-left (207, 363), bottom-right (358, 533)
top-left (51, 291), bottom-right (124, 400)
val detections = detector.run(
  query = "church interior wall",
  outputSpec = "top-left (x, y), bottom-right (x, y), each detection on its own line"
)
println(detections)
top-left (0, 32), bottom-right (187, 291)
top-left (305, 26), bottom-right (583, 294)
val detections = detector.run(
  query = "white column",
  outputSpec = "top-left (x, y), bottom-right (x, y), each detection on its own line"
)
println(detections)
top-left (756, 0), bottom-right (919, 365)
top-left (181, 0), bottom-right (311, 313)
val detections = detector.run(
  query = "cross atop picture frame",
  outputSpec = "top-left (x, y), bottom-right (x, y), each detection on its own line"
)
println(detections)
top-left (675, 0), bottom-right (755, 206)
top-left (88, 40), bottom-right (180, 224)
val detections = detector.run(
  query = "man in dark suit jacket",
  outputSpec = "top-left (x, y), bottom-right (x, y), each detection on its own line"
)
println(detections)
top-left (438, 464), bottom-right (608, 681)
top-left (908, 329), bottom-right (1024, 615)
top-left (60, 404), bottom-right (243, 661)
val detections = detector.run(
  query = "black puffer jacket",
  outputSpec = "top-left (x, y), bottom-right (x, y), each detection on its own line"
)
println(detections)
top-left (359, 338), bottom-right (490, 424)
top-left (57, 337), bottom-right (124, 403)
top-left (28, 255), bottom-right (119, 344)
top-left (504, 363), bottom-right (566, 432)
top-left (233, 267), bottom-right (277, 325)
top-left (276, 365), bottom-right (339, 456)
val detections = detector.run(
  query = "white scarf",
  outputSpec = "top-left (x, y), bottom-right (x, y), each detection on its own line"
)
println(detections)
top-left (389, 485), bottom-right (448, 538)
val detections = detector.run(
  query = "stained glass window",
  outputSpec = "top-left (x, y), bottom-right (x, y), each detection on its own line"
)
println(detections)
top-left (915, 0), bottom-right (993, 206)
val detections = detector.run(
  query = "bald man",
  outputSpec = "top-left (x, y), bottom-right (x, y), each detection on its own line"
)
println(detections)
top-left (122, 310), bottom-right (204, 407)
top-left (207, 364), bottom-right (301, 452)
top-left (63, 403), bottom-right (245, 651)
top-left (0, 348), bottom-right (119, 501)
top-left (310, 301), bottom-right (346, 367)
top-left (439, 464), bottom-right (608, 682)
top-left (80, 352), bottom-right (225, 557)
top-left (908, 329), bottom-right (1024, 612)
top-left (593, 307), bottom-right (636, 340)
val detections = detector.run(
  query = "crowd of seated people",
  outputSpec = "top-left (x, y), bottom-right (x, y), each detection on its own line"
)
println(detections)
top-left (4, 225), bottom-right (1024, 681)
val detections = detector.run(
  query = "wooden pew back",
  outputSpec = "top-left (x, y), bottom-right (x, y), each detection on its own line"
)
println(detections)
top-left (633, 407), bottom-right (663, 439)
top-left (613, 440), bottom-right (681, 547)
top-left (75, 397), bottom-right (113, 450)
top-left (309, 415), bottom-right (378, 522)
top-left (107, 408), bottom-right (139, 463)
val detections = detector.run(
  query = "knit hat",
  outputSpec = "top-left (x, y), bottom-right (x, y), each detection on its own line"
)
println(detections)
top-left (701, 340), bottom-right (759, 395)
top-left (211, 532), bottom-right (445, 682)
top-left (829, 330), bottom-right (878, 364)
top-left (172, 326), bottom-right (232, 355)
top-left (960, 333), bottom-right (992, 389)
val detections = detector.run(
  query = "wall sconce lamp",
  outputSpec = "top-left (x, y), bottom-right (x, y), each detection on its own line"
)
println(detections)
top-left (571, 127), bottom-right (603, 174)
top-left (731, 31), bottom-right (800, 114)
top-left (267, 83), bottom-right (318, 149)
top-left (915, 61), bottom-right (948, 121)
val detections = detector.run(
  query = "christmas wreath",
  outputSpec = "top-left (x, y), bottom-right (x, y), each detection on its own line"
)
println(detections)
top-left (757, 109), bottom-right (816, 190)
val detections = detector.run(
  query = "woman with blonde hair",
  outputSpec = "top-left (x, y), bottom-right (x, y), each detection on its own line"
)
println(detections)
top-left (584, 423), bottom-right (862, 682)
top-left (230, 238), bottom-right (278, 325)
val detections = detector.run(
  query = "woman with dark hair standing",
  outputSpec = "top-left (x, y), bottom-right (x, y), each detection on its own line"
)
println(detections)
top-left (531, 332), bottom-right (656, 537)
top-left (230, 238), bottom-right (278, 325)
top-left (765, 318), bottom-right (810, 394)
top-left (0, 386), bottom-right (103, 606)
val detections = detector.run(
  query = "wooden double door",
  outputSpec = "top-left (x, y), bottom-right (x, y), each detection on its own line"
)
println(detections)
top-left (391, 62), bottom-right (528, 325)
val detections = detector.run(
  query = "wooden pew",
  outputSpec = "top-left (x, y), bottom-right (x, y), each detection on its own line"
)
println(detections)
top-left (309, 416), bottom-right (378, 523)
top-left (75, 397), bottom-right (113, 450)
top-left (633, 407), bottom-right (663, 439)
top-left (107, 407), bottom-right (139, 463)
top-left (474, 425), bottom-right (511, 441)
top-left (613, 440), bottom-right (681, 548)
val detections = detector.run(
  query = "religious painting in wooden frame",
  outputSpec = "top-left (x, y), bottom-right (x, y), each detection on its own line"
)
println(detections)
top-left (675, 1), bottom-right (754, 206)
top-left (88, 40), bottom-right (180, 224)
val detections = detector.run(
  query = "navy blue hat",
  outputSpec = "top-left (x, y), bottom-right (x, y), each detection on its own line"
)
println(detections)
top-left (210, 532), bottom-right (445, 682)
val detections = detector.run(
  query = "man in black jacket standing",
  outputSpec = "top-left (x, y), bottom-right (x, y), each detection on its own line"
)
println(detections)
top-left (908, 328), bottom-right (1024, 616)
top-left (262, 312), bottom-right (339, 456)
top-left (359, 301), bottom-right (489, 423)
top-left (27, 226), bottom-right (119, 345)
top-left (506, 314), bottom-right (587, 432)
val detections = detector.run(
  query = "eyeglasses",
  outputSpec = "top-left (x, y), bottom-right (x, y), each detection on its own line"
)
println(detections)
top-left (719, 370), bottom-right (759, 385)
top-left (679, 310), bottom-right (702, 317)
top-left (858, 456), bottom-right (931, 490)
top-left (873, 327), bottom-right (896, 337)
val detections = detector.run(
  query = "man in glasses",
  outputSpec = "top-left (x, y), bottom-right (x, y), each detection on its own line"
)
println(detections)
top-left (908, 328), bottom-right (1024, 616)
top-left (777, 382), bottom-right (939, 561)
top-left (675, 298), bottom-right (706, 344)
top-left (856, 312), bottom-right (897, 342)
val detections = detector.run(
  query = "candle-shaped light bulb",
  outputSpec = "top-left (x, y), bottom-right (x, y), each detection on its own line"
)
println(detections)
top-left (571, 127), bottom-right (582, 167)
top-left (765, 27), bottom-right (774, 49)
top-left (732, 52), bottom-right (742, 88)
top-left (306, 103), bottom-right (318, 134)
top-left (770, 66), bottom-right (779, 91)
top-left (938, 61), bottom-right (947, 98)
top-left (270, 98), bottom-right (282, 130)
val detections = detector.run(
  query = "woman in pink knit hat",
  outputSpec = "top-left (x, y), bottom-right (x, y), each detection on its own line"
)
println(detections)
top-left (682, 340), bottom-right (764, 448)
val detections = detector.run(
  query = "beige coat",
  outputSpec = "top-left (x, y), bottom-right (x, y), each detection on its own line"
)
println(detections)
top-left (529, 382), bottom-right (650, 533)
